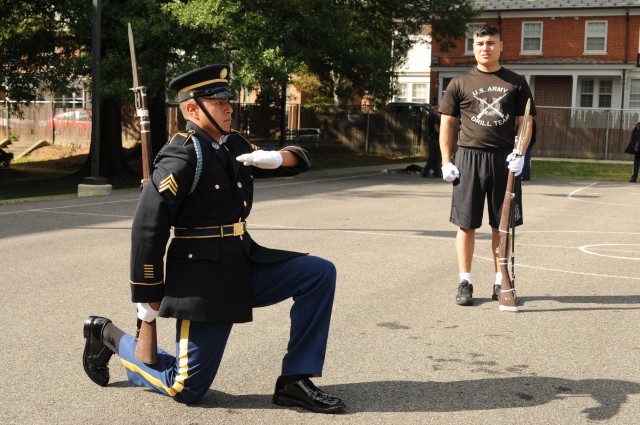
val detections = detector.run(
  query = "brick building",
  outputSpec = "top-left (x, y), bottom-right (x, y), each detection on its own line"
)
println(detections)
top-left (430, 1), bottom-right (640, 110)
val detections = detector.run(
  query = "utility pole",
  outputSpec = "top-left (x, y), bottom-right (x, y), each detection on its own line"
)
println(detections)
top-left (78, 0), bottom-right (112, 197)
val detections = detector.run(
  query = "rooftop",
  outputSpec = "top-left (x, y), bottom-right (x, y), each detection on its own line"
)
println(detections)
top-left (473, 0), bottom-right (640, 11)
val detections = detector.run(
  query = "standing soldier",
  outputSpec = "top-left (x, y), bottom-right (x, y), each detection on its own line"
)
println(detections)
top-left (439, 25), bottom-right (535, 306)
top-left (82, 64), bottom-right (346, 413)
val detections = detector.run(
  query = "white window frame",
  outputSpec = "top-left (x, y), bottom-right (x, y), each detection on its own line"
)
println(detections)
top-left (465, 23), bottom-right (484, 55)
top-left (579, 79), bottom-right (594, 107)
top-left (598, 80), bottom-right (612, 108)
top-left (521, 22), bottom-right (543, 54)
top-left (629, 79), bottom-right (640, 109)
top-left (441, 77), bottom-right (453, 102)
top-left (584, 20), bottom-right (607, 54)
top-left (578, 78), bottom-right (613, 108)
top-left (395, 83), bottom-right (408, 102)
top-left (411, 83), bottom-right (428, 103)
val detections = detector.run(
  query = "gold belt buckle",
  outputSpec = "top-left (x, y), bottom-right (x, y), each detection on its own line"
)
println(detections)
top-left (232, 222), bottom-right (244, 236)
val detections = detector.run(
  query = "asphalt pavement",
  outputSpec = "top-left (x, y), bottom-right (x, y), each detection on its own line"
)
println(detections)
top-left (1, 164), bottom-right (639, 424)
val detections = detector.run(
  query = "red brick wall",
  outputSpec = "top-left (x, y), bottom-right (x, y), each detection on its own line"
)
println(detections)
top-left (431, 13), bottom-right (640, 106)
top-left (432, 14), bottom-right (640, 63)
top-left (534, 76), bottom-right (572, 107)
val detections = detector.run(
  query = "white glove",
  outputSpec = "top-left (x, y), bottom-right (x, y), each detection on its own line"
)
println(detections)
top-left (441, 162), bottom-right (460, 182)
top-left (137, 302), bottom-right (159, 322)
top-left (236, 150), bottom-right (283, 169)
top-left (506, 150), bottom-right (525, 176)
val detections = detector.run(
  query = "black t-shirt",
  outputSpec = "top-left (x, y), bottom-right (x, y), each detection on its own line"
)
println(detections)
top-left (440, 66), bottom-right (535, 149)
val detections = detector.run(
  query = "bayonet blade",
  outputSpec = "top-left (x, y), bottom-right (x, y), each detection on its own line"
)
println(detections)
top-left (128, 23), bottom-right (139, 89)
top-left (516, 98), bottom-right (531, 154)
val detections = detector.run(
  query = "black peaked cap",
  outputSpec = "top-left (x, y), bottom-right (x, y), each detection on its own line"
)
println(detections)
top-left (169, 64), bottom-right (235, 102)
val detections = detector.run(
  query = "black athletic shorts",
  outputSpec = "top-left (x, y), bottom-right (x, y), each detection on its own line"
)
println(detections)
top-left (449, 146), bottom-right (523, 229)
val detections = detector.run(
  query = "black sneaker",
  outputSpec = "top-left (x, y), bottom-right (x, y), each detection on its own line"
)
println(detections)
top-left (456, 280), bottom-right (473, 306)
top-left (492, 284), bottom-right (501, 301)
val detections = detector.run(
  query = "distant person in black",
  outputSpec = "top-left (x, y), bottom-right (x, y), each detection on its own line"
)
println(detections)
top-left (422, 104), bottom-right (442, 177)
top-left (521, 119), bottom-right (537, 181)
top-left (628, 122), bottom-right (640, 183)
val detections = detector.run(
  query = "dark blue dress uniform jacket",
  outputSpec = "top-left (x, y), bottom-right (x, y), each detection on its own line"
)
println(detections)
top-left (129, 121), bottom-right (311, 324)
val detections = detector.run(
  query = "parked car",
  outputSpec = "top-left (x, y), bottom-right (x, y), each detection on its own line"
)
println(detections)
top-left (386, 102), bottom-right (432, 115)
top-left (46, 109), bottom-right (92, 134)
top-left (286, 128), bottom-right (321, 144)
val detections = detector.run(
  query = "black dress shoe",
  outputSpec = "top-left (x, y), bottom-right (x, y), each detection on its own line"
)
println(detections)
top-left (273, 377), bottom-right (346, 413)
top-left (83, 316), bottom-right (114, 387)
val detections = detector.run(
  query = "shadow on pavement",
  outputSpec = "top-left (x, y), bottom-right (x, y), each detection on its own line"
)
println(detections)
top-left (196, 377), bottom-right (640, 421)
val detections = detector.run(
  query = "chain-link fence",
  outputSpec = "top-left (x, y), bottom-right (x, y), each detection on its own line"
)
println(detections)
top-left (0, 102), bottom-right (91, 150)
top-left (2, 101), bottom-right (639, 160)
top-left (0, 101), bottom-right (138, 151)
top-left (228, 104), bottom-right (640, 160)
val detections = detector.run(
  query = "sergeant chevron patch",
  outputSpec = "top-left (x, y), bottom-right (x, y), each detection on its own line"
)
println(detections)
top-left (159, 173), bottom-right (178, 196)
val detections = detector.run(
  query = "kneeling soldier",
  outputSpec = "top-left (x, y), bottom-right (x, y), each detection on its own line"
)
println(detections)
top-left (82, 64), bottom-right (346, 413)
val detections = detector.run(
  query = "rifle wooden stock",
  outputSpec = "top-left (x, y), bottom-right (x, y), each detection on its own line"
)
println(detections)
top-left (135, 302), bottom-right (160, 364)
top-left (497, 171), bottom-right (518, 312)
top-left (497, 98), bottom-right (530, 312)
top-left (132, 106), bottom-right (158, 363)
top-left (135, 320), bottom-right (158, 364)
top-left (129, 23), bottom-right (159, 363)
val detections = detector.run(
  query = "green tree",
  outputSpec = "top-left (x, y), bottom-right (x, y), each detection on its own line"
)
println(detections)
top-left (332, 0), bottom-right (480, 105)
top-left (0, 0), bottom-right (180, 180)
top-left (165, 0), bottom-right (479, 105)
top-left (1, 0), bottom-right (479, 179)
top-left (165, 0), bottom-right (479, 142)
top-left (0, 0), bottom-right (90, 110)
top-left (82, 0), bottom-right (179, 180)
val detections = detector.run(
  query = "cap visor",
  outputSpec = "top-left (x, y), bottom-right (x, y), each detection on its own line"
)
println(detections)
top-left (201, 90), bottom-right (235, 100)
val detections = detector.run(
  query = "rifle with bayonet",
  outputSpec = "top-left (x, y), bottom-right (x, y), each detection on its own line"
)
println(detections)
top-left (128, 22), bottom-right (158, 364)
top-left (497, 98), bottom-right (531, 313)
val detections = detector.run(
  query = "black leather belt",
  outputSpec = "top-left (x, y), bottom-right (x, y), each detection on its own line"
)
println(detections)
top-left (173, 222), bottom-right (246, 238)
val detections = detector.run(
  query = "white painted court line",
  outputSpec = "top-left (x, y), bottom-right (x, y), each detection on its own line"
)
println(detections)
top-left (0, 198), bottom-right (139, 216)
top-left (251, 223), bottom-right (640, 281)
top-left (579, 244), bottom-right (640, 260)
top-left (474, 254), bottom-right (640, 281)
top-left (568, 182), bottom-right (639, 207)
top-left (0, 173), bottom-right (383, 215)
top-left (257, 172), bottom-right (384, 188)
top-left (249, 223), bottom-right (451, 241)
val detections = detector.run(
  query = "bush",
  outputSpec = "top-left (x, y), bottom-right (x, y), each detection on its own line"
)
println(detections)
top-left (0, 148), bottom-right (14, 168)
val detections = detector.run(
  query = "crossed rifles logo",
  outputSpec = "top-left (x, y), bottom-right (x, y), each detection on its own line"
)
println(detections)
top-left (474, 92), bottom-right (508, 120)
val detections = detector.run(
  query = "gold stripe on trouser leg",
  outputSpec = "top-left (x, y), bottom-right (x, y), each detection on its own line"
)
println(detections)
top-left (120, 319), bottom-right (191, 397)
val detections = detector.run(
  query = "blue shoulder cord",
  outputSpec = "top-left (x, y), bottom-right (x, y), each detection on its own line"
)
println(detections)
top-left (189, 136), bottom-right (203, 195)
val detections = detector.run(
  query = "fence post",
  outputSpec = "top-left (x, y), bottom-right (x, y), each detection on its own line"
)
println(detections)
top-left (6, 100), bottom-right (10, 136)
top-left (365, 106), bottom-right (370, 154)
top-left (51, 102), bottom-right (56, 145)
top-left (605, 111), bottom-right (610, 160)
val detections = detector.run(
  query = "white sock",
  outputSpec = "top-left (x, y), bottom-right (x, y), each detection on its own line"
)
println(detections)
top-left (494, 272), bottom-right (502, 286)
top-left (460, 272), bottom-right (472, 285)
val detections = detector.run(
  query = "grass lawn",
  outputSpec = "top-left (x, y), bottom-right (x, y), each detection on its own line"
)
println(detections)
top-left (531, 159), bottom-right (633, 181)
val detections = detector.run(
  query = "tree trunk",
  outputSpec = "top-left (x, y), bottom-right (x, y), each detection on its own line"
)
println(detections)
top-left (78, 97), bottom-right (138, 182)
top-left (149, 93), bottom-right (168, 154)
